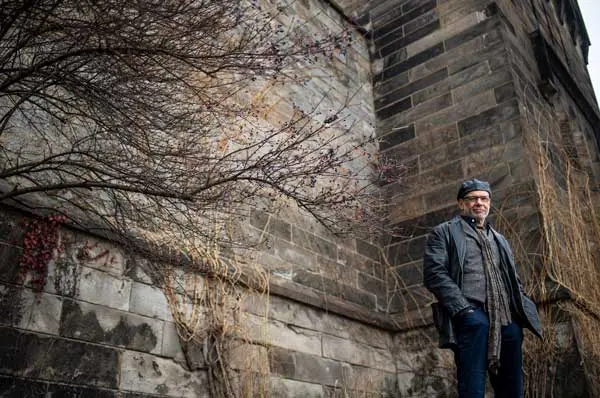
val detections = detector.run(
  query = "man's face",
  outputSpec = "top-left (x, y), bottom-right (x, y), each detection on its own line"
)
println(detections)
top-left (458, 190), bottom-right (491, 224)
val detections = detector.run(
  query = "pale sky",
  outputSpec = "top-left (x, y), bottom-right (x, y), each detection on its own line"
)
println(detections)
top-left (579, 0), bottom-right (600, 98)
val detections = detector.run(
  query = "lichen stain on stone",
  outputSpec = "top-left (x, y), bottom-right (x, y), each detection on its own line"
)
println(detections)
top-left (0, 285), bottom-right (24, 326)
top-left (156, 383), bottom-right (169, 394)
top-left (59, 299), bottom-right (157, 352)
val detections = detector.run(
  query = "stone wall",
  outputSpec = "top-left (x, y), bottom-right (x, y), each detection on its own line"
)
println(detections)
top-left (0, 206), bottom-right (402, 397)
top-left (2, 0), bottom-right (600, 397)
top-left (0, 1), bottom-right (402, 397)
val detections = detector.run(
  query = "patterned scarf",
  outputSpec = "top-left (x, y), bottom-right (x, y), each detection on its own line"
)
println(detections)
top-left (476, 226), bottom-right (512, 373)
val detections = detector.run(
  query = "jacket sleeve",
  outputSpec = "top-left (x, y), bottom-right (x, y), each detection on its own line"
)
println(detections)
top-left (423, 225), bottom-right (471, 318)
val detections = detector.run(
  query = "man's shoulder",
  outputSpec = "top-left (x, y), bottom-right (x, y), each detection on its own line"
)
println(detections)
top-left (429, 216), bottom-right (461, 236)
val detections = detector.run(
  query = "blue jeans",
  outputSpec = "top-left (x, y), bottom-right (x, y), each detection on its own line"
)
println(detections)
top-left (452, 307), bottom-right (524, 398)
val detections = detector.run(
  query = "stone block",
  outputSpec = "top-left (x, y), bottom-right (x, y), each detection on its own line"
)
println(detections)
top-left (16, 288), bottom-right (62, 335)
top-left (338, 284), bottom-right (377, 310)
top-left (321, 313), bottom-right (392, 349)
top-left (357, 273), bottom-right (386, 297)
top-left (390, 260), bottom-right (424, 288)
top-left (336, 249), bottom-right (374, 275)
top-left (376, 96), bottom-right (413, 120)
top-left (377, 20), bottom-right (441, 59)
top-left (269, 346), bottom-right (347, 387)
top-left (0, 284), bottom-right (24, 326)
top-left (380, 92), bottom-right (454, 134)
top-left (412, 79), bottom-right (451, 106)
top-left (243, 313), bottom-right (322, 356)
top-left (405, 8), bottom-right (438, 37)
top-left (414, 90), bottom-right (496, 133)
top-left (457, 98), bottom-right (520, 136)
top-left (375, 68), bottom-right (448, 111)
top-left (0, 326), bottom-right (120, 388)
top-left (123, 256), bottom-right (156, 285)
top-left (129, 281), bottom-right (172, 322)
top-left (377, 43), bottom-right (445, 83)
top-left (292, 269), bottom-right (339, 295)
top-left (244, 293), bottom-right (325, 332)
top-left (59, 298), bottom-right (163, 354)
top-left (355, 239), bottom-right (381, 261)
top-left (269, 237), bottom-right (317, 270)
top-left (0, 214), bottom-right (24, 284)
top-left (387, 285), bottom-right (433, 313)
top-left (388, 159), bottom-right (463, 199)
top-left (76, 266), bottom-right (132, 311)
top-left (387, 235), bottom-right (427, 266)
top-left (452, 67), bottom-right (512, 103)
top-left (373, 0), bottom-right (436, 41)
top-left (161, 321), bottom-right (187, 364)
top-left (322, 334), bottom-right (395, 372)
top-left (419, 124), bottom-right (504, 172)
top-left (270, 377), bottom-right (324, 398)
top-left (391, 204), bottom-right (456, 240)
top-left (65, 234), bottom-right (126, 277)
top-left (250, 210), bottom-right (292, 242)
top-left (494, 81), bottom-right (516, 102)
top-left (119, 350), bottom-right (208, 397)
top-left (389, 195), bottom-right (426, 224)
top-left (0, 375), bottom-right (118, 398)
top-left (291, 227), bottom-right (337, 260)
top-left (409, 27), bottom-right (502, 82)
top-left (323, 255), bottom-right (359, 285)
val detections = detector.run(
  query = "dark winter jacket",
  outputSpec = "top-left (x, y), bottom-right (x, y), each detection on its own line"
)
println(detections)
top-left (423, 216), bottom-right (543, 348)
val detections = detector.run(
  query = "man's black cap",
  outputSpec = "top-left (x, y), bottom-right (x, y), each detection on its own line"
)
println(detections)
top-left (457, 178), bottom-right (492, 200)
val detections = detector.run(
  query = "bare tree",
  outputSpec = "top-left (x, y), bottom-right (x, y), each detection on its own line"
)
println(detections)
top-left (0, 0), bottom-right (385, 254)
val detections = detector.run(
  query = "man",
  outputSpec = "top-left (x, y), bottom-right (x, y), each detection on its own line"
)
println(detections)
top-left (423, 178), bottom-right (542, 398)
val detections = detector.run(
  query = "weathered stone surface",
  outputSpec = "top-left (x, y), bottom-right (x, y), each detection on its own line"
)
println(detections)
top-left (120, 350), bottom-right (208, 397)
top-left (292, 269), bottom-right (339, 295)
top-left (59, 298), bottom-right (163, 354)
top-left (322, 334), bottom-right (395, 372)
top-left (380, 124), bottom-right (416, 151)
top-left (413, 90), bottom-right (495, 133)
top-left (391, 205), bottom-right (457, 239)
top-left (419, 125), bottom-right (504, 172)
top-left (387, 235), bottom-right (427, 266)
top-left (0, 327), bottom-right (120, 388)
top-left (376, 96), bottom-right (413, 120)
top-left (250, 210), bottom-right (292, 242)
top-left (452, 66), bottom-right (512, 103)
top-left (244, 313), bottom-right (322, 356)
top-left (0, 212), bottom-right (23, 284)
top-left (291, 226), bottom-right (337, 260)
top-left (376, 20), bottom-right (441, 59)
top-left (0, 375), bottom-right (118, 398)
top-left (129, 281), bottom-right (172, 322)
top-left (390, 260), bottom-right (423, 288)
top-left (457, 98), bottom-right (520, 136)
top-left (373, 0), bottom-right (437, 41)
top-left (268, 237), bottom-right (317, 270)
top-left (387, 285), bottom-right (433, 313)
top-left (65, 234), bottom-right (126, 277)
top-left (338, 283), bottom-right (377, 309)
top-left (376, 68), bottom-right (448, 110)
top-left (270, 377), bottom-right (323, 398)
top-left (16, 288), bottom-right (62, 335)
top-left (269, 346), bottom-right (349, 386)
top-left (161, 321), bottom-right (187, 364)
top-left (76, 266), bottom-right (131, 311)
top-left (377, 43), bottom-right (445, 83)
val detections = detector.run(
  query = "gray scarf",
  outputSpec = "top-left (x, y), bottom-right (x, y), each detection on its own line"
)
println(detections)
top-left (476, 226), bottom-right (512, 373)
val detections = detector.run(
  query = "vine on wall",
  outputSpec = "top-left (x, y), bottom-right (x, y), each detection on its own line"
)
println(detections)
top-left (18, 215), bottom-right (65, 292)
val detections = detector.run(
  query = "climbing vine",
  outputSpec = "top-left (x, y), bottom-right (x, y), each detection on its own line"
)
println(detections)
top-left (19, 215), bottom-right (65, 292)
